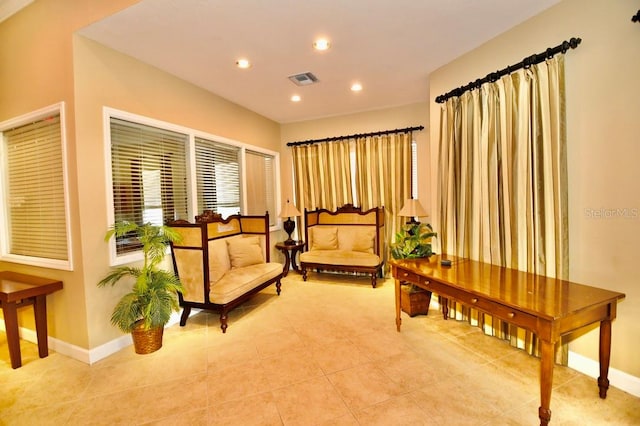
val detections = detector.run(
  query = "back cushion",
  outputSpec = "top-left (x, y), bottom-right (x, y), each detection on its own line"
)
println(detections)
top-left (311, 226), bottom-right (339, 250)
top-left (338, 227), bottom-right (376, 253)
top-left (227, 236), bottom-right (264, 268)
top-left (208, 238), bottom-right (232, 283)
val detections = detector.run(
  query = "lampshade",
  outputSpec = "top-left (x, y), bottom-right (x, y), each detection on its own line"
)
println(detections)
top-left (398, 198), bottom-right (428, 218)
top-left (279, 200), bottom-right (301, 218)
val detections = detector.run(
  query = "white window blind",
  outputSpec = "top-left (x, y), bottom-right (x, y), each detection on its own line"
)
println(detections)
top-left (245, 150), bottom-right (276, 226)
top-left (2, 114), bottom-right (69, 262)
top-left (195, 137), bottom-right (240, 218)
top-left (110, 118), bottom-right (188, 254)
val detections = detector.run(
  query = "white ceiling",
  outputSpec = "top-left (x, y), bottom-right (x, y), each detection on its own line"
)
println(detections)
top-left (0, 0), bottom-right (33, 23)
top-left (40, 0), bottom-right (561, 123)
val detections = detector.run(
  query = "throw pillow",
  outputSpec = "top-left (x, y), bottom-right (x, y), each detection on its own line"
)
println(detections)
top-left (311, 226), bottom-right (338, 250)
top-left (352, 229), bottom-right (375, 253)
top-left (227, 236), bottom-right (264, 268)
top-left (208, 238), bottom-right (232, 282)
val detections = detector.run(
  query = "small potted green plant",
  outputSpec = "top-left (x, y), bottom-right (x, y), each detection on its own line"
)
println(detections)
top-left (391, 222), bottom-right (437, 260)
top-left (391, 222), bottom-right (437, 316)
top-left (98, 221), bottom-right (184, 354)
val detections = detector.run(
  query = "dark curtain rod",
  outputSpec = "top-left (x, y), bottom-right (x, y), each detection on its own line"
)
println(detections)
top-left (435, 37), bottom-right (582, 104)
top-left (286, 125), bottom-right (424, 147)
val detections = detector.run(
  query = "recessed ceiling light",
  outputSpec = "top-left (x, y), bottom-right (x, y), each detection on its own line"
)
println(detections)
top-left (291, 95), bottom-right (301, 102)
top-left (236, 58), bottom-right (251, 69)
top-left (313, 38), bottom-right (330, 51)
top-left (351, 82), bottom-right (363, 92)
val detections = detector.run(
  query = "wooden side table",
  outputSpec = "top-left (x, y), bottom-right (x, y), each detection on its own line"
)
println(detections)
top-left (275, 241), bottom-right (305, 277)
top-left (0, 271), bottom-right (63, 369)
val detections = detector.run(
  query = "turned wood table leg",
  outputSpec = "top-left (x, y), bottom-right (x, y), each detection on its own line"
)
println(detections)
top-left (539, 340), bottom-right (555, 426)
top-left (280, 249), bottom-right (291, 277)
top-left (441, 296), bottom-right (449, 320)
top-left (598, 319), bottom-right (612, 399)
top-left (290, 247), bottom-right (301, 273)
top-left (394, 278), bottom-right (402, 331)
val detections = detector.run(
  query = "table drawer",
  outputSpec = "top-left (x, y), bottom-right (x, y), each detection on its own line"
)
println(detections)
top-left (394, 268), bottom-right (431, 288)
top-left (469, 296), bottom-right (538, 331)
top-left (444, 288), bottom-right (538, 331)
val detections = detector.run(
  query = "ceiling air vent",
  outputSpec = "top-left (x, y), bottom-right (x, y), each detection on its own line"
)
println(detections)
top-left (288, 72), bottom-right (319, 86)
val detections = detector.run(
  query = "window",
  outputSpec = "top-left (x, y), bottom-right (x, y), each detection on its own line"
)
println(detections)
top-left (195, 137), bottom-right (240, 218)
top-left (106, 109), bottom-right (279, 263)
top-left (0, 103), bottom-right (73, 270)
top-left (110, 118), bottom-right (189, 255)
top-left (245, 150), bottom-right (276, 226)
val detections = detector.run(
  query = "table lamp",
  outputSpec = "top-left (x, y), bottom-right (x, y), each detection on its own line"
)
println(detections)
top-left (398, 198), bottom-right (428, 224)
top-left (279, 200), bottom-right (301, 245)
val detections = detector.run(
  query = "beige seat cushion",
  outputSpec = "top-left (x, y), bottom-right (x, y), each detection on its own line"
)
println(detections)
top-left (210, 262), bottom-right (283, 304)
top-left (300, 250), bottom-right (380, 267)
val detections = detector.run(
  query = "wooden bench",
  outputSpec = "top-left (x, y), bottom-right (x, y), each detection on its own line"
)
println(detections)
top-left (168, 212), bottom-right (283, 333)
top-left (300, 204), bottom-right (385, 288)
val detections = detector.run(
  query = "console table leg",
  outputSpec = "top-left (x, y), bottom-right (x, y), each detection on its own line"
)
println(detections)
top-left (598, 319), bottom-right (612, 399)
top-left (394, 278), bottom-right (402, 331)
top-left (2, 301), bottom-right (22, 369)
top-left (539, 340), bottom-right (555, 426)
top-left (33, 295), bottom-right (50, 358)
top-left (441, 296), bottom-right (449, 320)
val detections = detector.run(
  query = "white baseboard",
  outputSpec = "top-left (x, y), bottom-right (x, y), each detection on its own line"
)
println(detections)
top-left (1, 311), bottom-right (185, 365)
top-left (568, 350), bottom-right (640, 398)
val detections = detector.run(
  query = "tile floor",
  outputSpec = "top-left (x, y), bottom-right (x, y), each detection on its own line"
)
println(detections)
top-left (1, 273), bottom-right (638, 425)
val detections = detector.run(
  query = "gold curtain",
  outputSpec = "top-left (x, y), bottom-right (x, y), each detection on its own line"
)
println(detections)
top-left (355, 133), bottom-right (412, 267)
top-left (291, 140), bottom-right (353, 212)
top-left (437, 55), bottom-right (568, 362)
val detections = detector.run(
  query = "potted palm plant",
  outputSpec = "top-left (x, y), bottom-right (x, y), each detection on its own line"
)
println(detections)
top-left (98, 221), bottom-right (184, 354)
top-left (391, 222), bottom-right (437, 316)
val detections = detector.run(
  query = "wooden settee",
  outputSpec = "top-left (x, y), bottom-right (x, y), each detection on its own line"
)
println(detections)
top-left (300, 204), bottom-right (385, 288)
top-left (168, 211), bottom-right (283, 333)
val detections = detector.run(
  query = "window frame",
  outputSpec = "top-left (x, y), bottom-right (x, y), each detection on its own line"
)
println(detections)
top-left (0, 102), bottom-right (74, 271)
top-left (104, 107), bottom-right (280, 266)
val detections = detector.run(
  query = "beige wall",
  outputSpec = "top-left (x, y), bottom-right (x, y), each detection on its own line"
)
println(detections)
top-left (280, 103), bottom-right (430, 218)
top-left (0, 0), bottom-right (141, 349)
top-left (0, 0), bottom-right (280, 350)
top-left (429, 0), bottom-right (639, 377)
top-left (73, 37), bottom-right (280, 348)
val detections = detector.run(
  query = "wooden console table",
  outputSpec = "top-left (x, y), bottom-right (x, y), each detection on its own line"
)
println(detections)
top-left (0, 271), bottom-right (63, 369)
top-left (390, 256), bottom-right (625, 426)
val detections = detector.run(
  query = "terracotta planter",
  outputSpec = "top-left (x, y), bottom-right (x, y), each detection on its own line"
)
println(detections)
top-left (131, 321), bottom-right (164, 354)
top-left (400, 283), bottom-right (432, 317)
